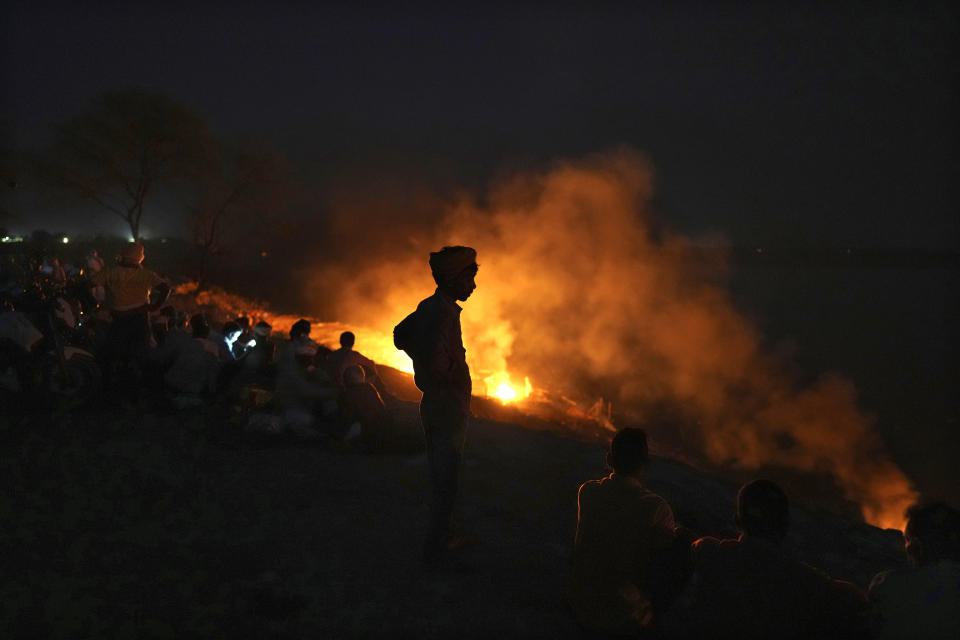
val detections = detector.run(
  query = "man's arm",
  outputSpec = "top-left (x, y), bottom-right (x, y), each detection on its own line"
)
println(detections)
top-left (417, 306), bottom-right (455, 394)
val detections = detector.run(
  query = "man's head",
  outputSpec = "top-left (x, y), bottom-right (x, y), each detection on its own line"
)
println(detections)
top-left (736, 479), bottom-right (790, 543)
top-left (430, 245), bottom-right (478, 302)
top-left (236, 316), bottom-right (251, 331)
top-left (340, 331), bottom-right (355, 349)
top-left (190, 313), bottom-right (209, 339)
top-left (119, 242), bottom-right (145, 267)
top-left (903, 501), bottom-right (960, 566)
top-left (607, 428), bottom-right (650, 477)
top-left (290, 318), bottom-right (311, 340)
top-left (254, 321), bottom-right (272, 338)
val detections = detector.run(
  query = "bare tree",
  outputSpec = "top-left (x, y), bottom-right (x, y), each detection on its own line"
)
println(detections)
top-left (189, 144), bottom-right (300, 289)
top-left (46, 89), bottom-right (216, 240)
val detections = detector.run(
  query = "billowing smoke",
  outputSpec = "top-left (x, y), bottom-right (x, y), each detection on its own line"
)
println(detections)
top-left (305, 148), bottom-right (916, 529)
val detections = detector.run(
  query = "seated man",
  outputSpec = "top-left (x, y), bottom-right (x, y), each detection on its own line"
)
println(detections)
top-left (158, 313), bottom-right (220, 408)
top-left (663, 479), bottom-right (867, 639)
top-left (216, 321), bottom-right (242, 361)
top-left (288, 319), bottom-right (322, 372)
top-left (568, 428), bottom-right (679, 636)
top-left (326, 331), bottom-right (380, 389)
top-left (275, 319), bottom-right (337, 435)
top-left (229, 321), bottom-right (276, 391)
top-left (232, 316), bottom-right (253, 358)
top-left (869, 501), bottom-right (960, 639)
top-left (338, 365), bottom-right (392, 450)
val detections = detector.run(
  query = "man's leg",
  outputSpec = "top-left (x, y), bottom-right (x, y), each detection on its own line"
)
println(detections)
top-left (421, 399), bottom-right (468, 563)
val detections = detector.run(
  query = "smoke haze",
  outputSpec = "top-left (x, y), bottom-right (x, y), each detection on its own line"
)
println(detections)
top-left (305, 148), bottom-right (916, 529)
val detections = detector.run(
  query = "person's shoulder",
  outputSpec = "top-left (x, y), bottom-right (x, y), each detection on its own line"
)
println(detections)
top-left (417, 292), bottom-right (442, 313)
top-left (577, 477), bottom-right (605, 498)
top-left (691, 535), bottom-right (727, 553)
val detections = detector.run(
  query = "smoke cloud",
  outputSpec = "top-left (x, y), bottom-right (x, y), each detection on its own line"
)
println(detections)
top-left (305, 148), bottom-right (916, 529)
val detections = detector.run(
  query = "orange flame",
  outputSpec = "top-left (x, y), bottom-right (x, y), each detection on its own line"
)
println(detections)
top-left (299, 148), bottom-right (918, 531)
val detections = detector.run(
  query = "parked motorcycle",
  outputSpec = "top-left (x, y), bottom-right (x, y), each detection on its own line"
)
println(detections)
top-left (0, 277), bottom-right (102, 411)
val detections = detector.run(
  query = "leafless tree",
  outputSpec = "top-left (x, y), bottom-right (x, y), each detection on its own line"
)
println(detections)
top-left (189, 144), bottom-right (300, 289)
top-left (46, 89), bottom-right (216, 240)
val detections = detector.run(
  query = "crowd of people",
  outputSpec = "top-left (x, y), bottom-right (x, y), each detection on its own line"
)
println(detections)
top-left (568, 428), bottom-right (960, 639)
top-left (0, 239), bottom-right (406, 451)
top-left (4, 239), bottom-right (958, 637)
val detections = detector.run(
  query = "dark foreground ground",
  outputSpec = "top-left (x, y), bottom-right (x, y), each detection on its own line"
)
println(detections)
top-left (1, 396), bottom-right (907, 639)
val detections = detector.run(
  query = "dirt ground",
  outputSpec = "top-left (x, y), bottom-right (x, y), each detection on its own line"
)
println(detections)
top-left (0, 395), bottom-right (906, 638)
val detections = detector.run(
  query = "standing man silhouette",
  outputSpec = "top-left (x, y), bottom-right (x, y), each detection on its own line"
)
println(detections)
top-left (404, 245), bottom-right (478, 567)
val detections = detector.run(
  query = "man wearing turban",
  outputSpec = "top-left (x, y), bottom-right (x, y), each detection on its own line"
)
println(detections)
top-left (90, 241), bottom-right (169, 394)
top-left (403, 245), bottom-right (478, 566)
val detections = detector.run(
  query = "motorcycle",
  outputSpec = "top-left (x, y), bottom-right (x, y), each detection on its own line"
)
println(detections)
top-left (0, 276), bottom-right (102, 411)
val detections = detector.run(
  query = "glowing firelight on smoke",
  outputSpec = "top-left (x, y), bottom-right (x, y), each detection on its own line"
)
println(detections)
top-left (181, 148), bottom-right (922, 531)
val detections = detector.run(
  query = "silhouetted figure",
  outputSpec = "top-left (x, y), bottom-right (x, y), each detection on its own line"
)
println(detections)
top-left (339, 364), bottom-right (389, 451)
top-left (568, 427), bottom-right (680, 636)
top-left (327, 330), bottom-right (379, 388)
top-left (233, 315), bottom-right (253, 357)
top-left (275, 318), bottom-right (336, 435)
top-left (84, 248), bottom-right (103, 273)
top-left (869, 502), bottom-right (960, 639)
top-left (213, 320), bottom-right (241, 362)
top-left (663, 479), bottom-right (867, 639)
top-left (395, 245), bottom-right (478, 567)
top-left (156, 313), bottom-right (220, 408)
top-left (90, 242), bottom-right (169, 396)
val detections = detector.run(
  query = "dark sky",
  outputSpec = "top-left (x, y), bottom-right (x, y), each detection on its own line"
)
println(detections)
top-left (2, 1), bottom-right (957, 248)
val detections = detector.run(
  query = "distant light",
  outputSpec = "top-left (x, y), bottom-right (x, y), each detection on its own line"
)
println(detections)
top-left (128, 236), bottom-right (135, 242)
top-left (62, 236), bottom-right (70, 244)
top-left (160, 238), bottom-right (168, 244)
top-left (260, 251), bottom-right (268, 258)
top-left (756, 247), bottom-right (764, 254)
top-left (1, 236), bottom-right (9, 243)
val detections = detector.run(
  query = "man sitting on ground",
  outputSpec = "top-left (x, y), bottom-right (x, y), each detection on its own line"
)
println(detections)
top-left (568, 427), bottom-right (680, 636)
top-left (337, 365), bottom-right (385, 450)
top-left (327, 331), bottom-right (380, 389)
top-left (275, 318), bottom-right (337, 435)
top-left (869, 501), bottom-right (960, 639)
top-left (663, 479), bottom-right (867, 639)
top-left (157, 313), bottom-right (220, 408)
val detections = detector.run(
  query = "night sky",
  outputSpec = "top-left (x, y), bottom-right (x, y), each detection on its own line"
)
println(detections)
top-left (2, 1), bottom-right (957, 248)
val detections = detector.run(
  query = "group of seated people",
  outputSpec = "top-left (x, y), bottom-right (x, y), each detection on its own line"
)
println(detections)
top-left (569, 428), bottom-right (960, 639)
top-left (148, 312), bottom-right (408, 451)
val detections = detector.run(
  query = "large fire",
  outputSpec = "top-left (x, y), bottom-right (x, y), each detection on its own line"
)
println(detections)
top-left (181, 149), bottom-right (919, 531)
top-left (179, 282), bottom-right (535, 406)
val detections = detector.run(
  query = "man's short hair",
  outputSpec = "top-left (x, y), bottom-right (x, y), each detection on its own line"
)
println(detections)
top-left (236, 316), bottom-right (251, 330)
top-left (223, 321), bottom-right (240, 335)
top-left (608, 428), bottom-right (650, 475)
top-left (340, 331), bottom-right (355, 348)
top-left (737, 479), bottom-right (789, 542)
top-left (290, 319), bottom-right (311, 339)
top-left (904, 501), bottom-right (960, 565)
